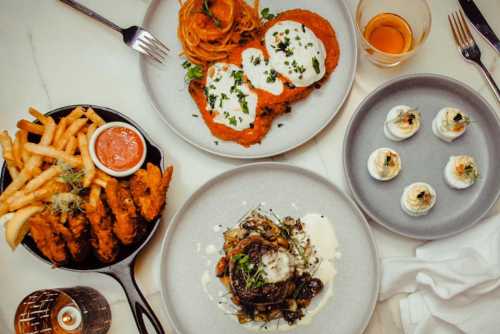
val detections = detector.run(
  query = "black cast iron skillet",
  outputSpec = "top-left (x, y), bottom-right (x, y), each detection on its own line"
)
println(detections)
top-left (0, 105), bottom-right (165, 334)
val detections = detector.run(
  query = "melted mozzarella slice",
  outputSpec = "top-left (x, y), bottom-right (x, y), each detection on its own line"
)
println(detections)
top-left (265, 20), bottom-right (326, 87)
top-left (205, 63), bottom-right (257, 131)
top-left (242, 48), bottom-right (284, 95)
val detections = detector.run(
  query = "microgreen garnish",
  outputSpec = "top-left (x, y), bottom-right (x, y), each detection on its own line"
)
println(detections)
top-left (233, 253), bottom-right (266, 289)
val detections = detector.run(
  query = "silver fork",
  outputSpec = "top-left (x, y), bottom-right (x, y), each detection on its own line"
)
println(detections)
top-left (59, 0), bottom-right (169, 63)
top-left (448, 10), bottom-right (500, 102)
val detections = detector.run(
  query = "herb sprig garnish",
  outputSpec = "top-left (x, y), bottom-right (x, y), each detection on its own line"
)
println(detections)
top-left (261, 8), bottom-right (276, 21)
top-left (202, 0), bottom-right (221, 27)
top-left (59, 162), bottom-right (84, 194)
top-left (182, 60), bottom-right (203, 83)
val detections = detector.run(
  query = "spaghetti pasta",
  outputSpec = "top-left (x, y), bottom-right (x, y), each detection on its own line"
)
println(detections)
top-left (178, 0), bottom-right (261, 66)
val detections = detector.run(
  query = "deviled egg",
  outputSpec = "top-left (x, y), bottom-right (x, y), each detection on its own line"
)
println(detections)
top-left (444, 155), bottom-right (479, 189)
top-left (384, 105), bottom-right (421, 141)
top-left (401, 182), bottom-right (436, 217)
top-left (432, 107), bottom-right (470, 142)
top-left (367, 148), bottom-right (401, 181)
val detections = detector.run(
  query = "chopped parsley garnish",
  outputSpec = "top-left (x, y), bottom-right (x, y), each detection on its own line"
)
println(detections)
top-left (312, 57), bottom-right (320, 74)
top-left (202, 0), bottom-right (221, 27)
top-left (261, 7), bottom-right (276, 21)
top-left (453, 113), bottom-right (463, 122)
top-left (384, 155), bottom-right (392, 166)
top-left (219, 93), bottom-right (229, 107)
top-left (208, 94), bottom-right (217, 109)
top-left (266, 69), bottom-right (278, 83)
top-left (228, 116), bottom-right (237, 126)
top-left (231, 70), bottom-right (244, 86)
top-left (183, 61), bottom-right (203, 83)
top-left (252, 56), bottom-right (261, 66)
top-left (301, 24), bottom-right (306, 33)
top-left (235, 89), bottom-right (249, 114)
top-left (276, 37), bottom-right (293, 57)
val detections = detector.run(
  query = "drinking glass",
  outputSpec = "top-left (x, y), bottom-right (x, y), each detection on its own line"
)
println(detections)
top-left (356, 0), bottom-right (432, 67)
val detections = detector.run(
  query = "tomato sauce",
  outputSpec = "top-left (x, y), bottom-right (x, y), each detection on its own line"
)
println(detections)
top-left (95, 127), bottom-right (144, 171)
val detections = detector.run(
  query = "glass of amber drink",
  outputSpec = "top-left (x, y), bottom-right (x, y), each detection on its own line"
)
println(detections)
top-left (356, 0), bottom-right (431, 67)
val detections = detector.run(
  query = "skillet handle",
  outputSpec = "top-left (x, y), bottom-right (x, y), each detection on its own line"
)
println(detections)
top-left (105, 262), bottom-right (165, 334)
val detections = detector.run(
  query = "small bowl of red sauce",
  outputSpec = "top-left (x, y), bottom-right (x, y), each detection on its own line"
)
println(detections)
top-left (89, 122), bottom-right (147, 177)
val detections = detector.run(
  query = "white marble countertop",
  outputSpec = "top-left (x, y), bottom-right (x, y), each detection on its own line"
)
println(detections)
top-left (0, 0), bottom-right (498, 333)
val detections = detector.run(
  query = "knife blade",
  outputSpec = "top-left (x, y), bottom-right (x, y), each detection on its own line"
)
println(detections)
top-left (458, 0), bottom-right (500, 54)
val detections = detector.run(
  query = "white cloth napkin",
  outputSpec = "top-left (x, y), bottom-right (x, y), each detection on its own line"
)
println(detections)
top-left (380, 214), bottom-right (500, 334)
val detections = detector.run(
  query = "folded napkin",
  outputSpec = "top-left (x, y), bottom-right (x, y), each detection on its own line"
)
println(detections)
top-left (380, 214), bottom-right (500, 334)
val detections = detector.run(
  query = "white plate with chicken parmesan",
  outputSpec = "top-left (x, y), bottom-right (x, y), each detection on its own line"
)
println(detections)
top-left (140, 0), bottom-right (357, 158)
top-left (159, 162), bottom-right (379, 334)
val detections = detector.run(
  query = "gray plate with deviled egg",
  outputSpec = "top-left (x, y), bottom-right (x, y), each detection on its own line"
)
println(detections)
top-left (343, 74), bottom-right (500, 240)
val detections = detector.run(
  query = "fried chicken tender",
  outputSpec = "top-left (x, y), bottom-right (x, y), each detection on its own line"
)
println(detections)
top-left (28, 210), bottom-right (68, 264)
top-left (53, 213), bottom-right (90, 262)
top-left (85, 197), bottom-right (119, 263)
top-left (105, 178), bottom-right (141, 245)
top-left (130, 163), bottom-right (174, 221)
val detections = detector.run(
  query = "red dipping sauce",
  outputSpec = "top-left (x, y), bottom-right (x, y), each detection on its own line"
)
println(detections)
top-left (95, 127), bottom-right (144, 171)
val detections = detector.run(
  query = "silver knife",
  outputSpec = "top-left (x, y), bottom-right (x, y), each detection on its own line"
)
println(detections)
top-left (458, 0), bottom-right (500, 54)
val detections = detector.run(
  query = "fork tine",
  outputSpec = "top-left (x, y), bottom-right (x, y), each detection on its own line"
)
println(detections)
top-left (139, 36), bottom-right (168, 57)
top-left (143, 32), bottom-right (170, 52)
top-left (454, 11), bottom-right (470, 47)
top-left (137, 42), bottom-right (163, 63)
top-left (458, 10), bottom-right (476, 44)
top-left (451, 12), bottom-right (466, 47)
top-left (448, 14), bottom-right (461, 48)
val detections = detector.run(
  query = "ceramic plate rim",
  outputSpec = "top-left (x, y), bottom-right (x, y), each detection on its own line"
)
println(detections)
top-left (158, 162), bottom-right (380, 333)
top-left (139, 0), bottom-right (358, 159)
top-left (343, 73), bottom-right (500, 240)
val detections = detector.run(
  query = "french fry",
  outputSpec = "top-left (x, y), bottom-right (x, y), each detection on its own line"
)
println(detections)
top-left (24, 143), bottom-right (82, 168)
top-left (56, 118), bottom-right (87, 150)
top-left (66, 106), bottom-right (85, 123)
top-left (92, 178), bottom-right (107, 188)
top-left (29, 107), bottom-right (52, 126)
top-left (17, 120), bottom-right (44, 135)
top-left (12, 131), bottom-right (25, 169)
top-left (8, 181), bottom-right (66, 212)
top-left (89, 184), bottom-right (101, 208)
top-left (4, 205), bottom-right (43, 250)
top-left (86, 123), bottom-right (98, 142)
top-left (0, 131), bottom-right (19, 179)
top-left (24, 165), bottom-right (62, 193)
top-left (77, 133), bottom-right (95, 187)
top-left (0, 120), bottom-right (56, 202)
top-left (64, 136), bottom-right (78, 155)
top-left (86, 107), bottom-right (105, 126)
top-left (53, 117), bottom-right (68, 146)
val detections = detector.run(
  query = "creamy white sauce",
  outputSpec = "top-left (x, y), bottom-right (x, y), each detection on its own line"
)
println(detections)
top-left (242, 48), bottom-right (284, 95)
top-left (301, 213), bottom-right (338, 284)
top-left (205, 244), bottom-right (218, 255)
top-left (206, 63), bottom-right (257, 130)
top-left (265, 20), bottom-right (326, 87)
top-left (261, 249), bottom-right (292, 283)
top-left (201, 270), bottom-right (214, 301)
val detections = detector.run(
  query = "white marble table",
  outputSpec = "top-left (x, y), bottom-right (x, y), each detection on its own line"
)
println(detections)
top-left (0, 0), bottom-right (498, 333)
